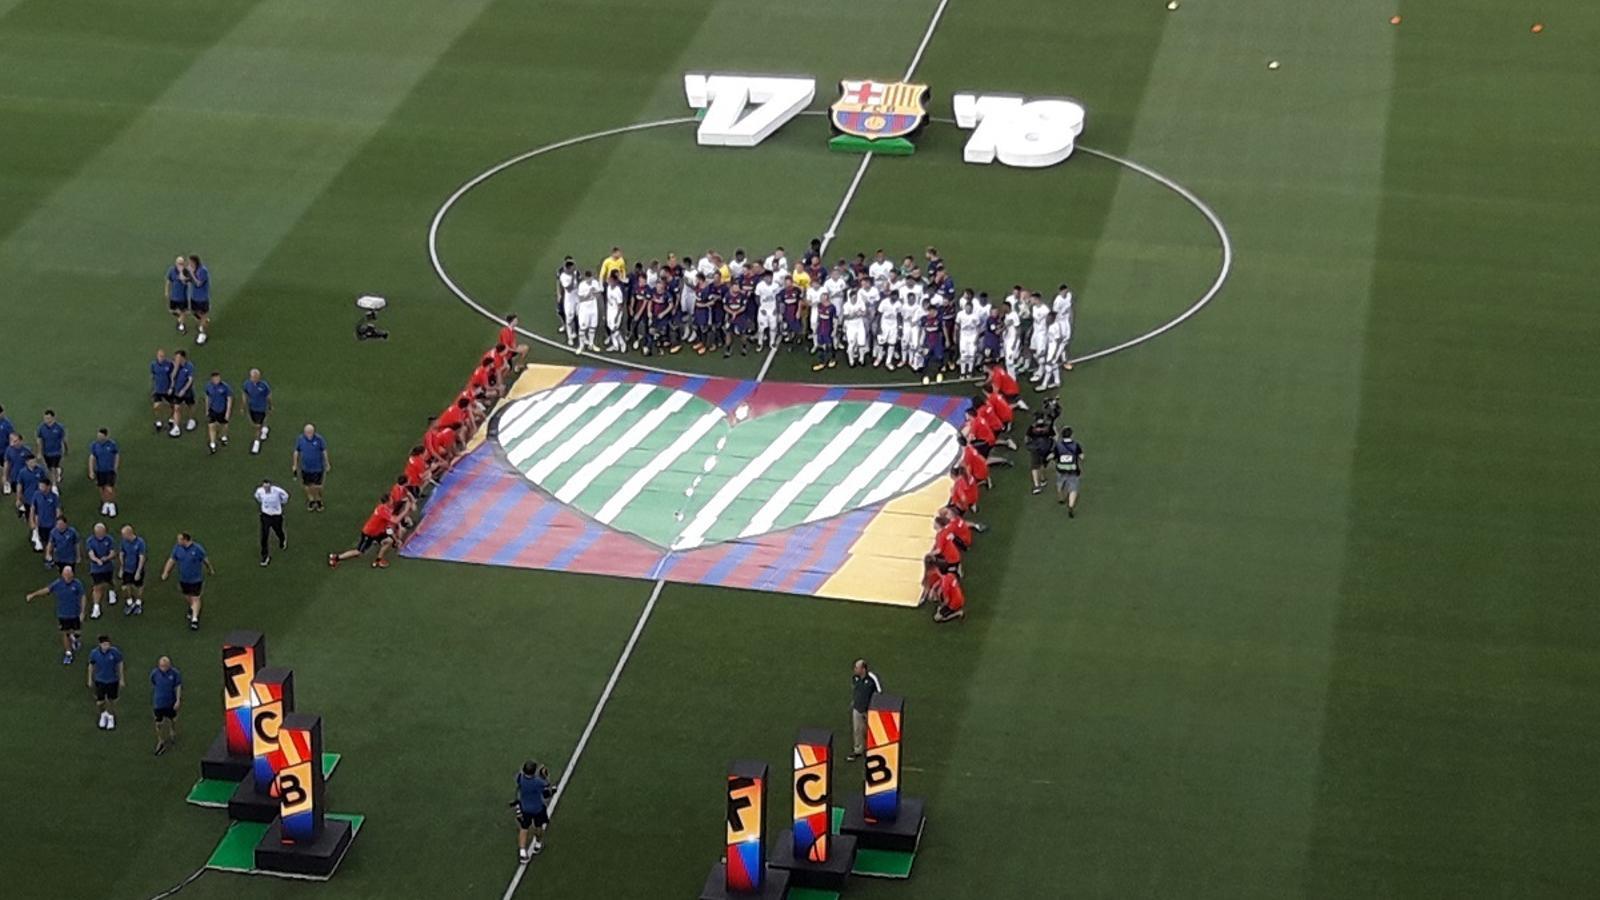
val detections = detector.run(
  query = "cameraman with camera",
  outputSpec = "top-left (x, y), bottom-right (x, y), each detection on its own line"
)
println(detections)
top-left (510, 760), bottom-right (554, 862)
top-left (1025, 409), bottom-right (1056, 495)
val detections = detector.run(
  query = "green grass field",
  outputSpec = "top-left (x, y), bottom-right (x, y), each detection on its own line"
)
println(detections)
top-left (2, 1), bottom-right (1598, 897)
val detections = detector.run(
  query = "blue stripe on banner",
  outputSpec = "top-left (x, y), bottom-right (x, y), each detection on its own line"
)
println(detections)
top-left (546, 520), bottom-right (607, 571)
top-left (753, 521), bottom-right (825, 593)
top-left (485, 496), bottom-right (565, 568)
top-left (821, 387), bottom-right (848, 402)
top-left (440, 466), bottom-right (527, 560)
top-left (405, 451), bottom-right (490, 556)
top-left (718, 378), bottom-right (757, 413)
top-left (703, 537), bottom-right (760, 586)
top-left (792, 508), bottom-right (875, 594)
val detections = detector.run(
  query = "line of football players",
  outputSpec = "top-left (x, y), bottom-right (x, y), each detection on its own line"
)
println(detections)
top-left (553, 243), bottom-right (1076, 386)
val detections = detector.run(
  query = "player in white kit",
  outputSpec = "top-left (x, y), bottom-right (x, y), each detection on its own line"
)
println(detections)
top-left (841, 284), bottom-right (870, 367)
top-left (1038, 312), bottom-right (1068, 390)
top-left (900, 294), bottom-right (924, 371)
top-left (557, 259), bottom-right (579, 345)
top-left (820, 266), bottom-right (848, 352)
top-left (1052, 283), bottom-right (1075, 371)
top-left (1003, 299), bottom-right (1024, 377)
top-left (678, 267), bottom-right (699, 342)
top-left (755, 272), bottom-right (780, 350)
top-left (868, 249), bottom-right (895, 285)
top-left (575, 270), bottom-right (602, 351)
top-left (604, 273), bottom-right (626, 352)
top-left (855, 278), bottom-right (881, 354)
top-left (874, 289), bottom-right (900, 369)
top-left (955, 297), bottom-right (984, 377)
top-left (1027, 293), bottom-right (1051, 376)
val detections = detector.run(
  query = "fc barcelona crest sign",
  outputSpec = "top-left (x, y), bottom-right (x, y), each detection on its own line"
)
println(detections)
top-left (831, 80), bottom-right (930, 150)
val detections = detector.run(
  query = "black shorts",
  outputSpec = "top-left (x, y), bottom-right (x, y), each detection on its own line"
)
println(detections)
top-left (44, 454), bottom-right (61, 470)
top-left (91, 571), bottom-right (113, 585)
top-left (190, 300), bottom-right (211, 315)
top-left (248, 409), bottom-right (267, 425)
top-left (1030, 448), bottom-right (1051, 467)
top-left (95, 471), bottom-right (116, 487)
top-left (53, 560), bottom-right (72, 573)
top-left (177, 391), bottom-right (196, 407)
top-left (178, 580), bottom-right (203, 597)
top-left (152, 392), bottom-right (170, 404)
top-left (154, 706), bottom-right (178, 722)
top-left (121, 571), bottom-right (144, 587)
top-left (94, 682), bottom-right (120, 701)
top-left (169, 299), bottom-right (189, 312)
top-left (58, 617), bottom-right (81, 631)
top-left (516, 810), bottom-right (550, 829)
top-left (972, 441), bottom-right (992, 458)
top-left (356, 533), bottom-right (387, 553)
top-left (301, 470), bottom-right (324, 486)
top-left (207, 410), bottom-right (228, 424)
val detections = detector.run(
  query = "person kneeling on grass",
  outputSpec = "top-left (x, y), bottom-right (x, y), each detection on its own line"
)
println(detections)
top-left (510, 760), bottom-right (554, 862)
top-left (920, 520), bottom-right (963, 606)
top-left (328, 497), bottom-right (407, 570)
top-left (931, 569), bottom-right (966, 623)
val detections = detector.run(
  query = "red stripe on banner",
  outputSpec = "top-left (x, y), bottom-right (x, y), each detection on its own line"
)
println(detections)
top-left (881, 712), bottom-right (901, 744)
top-left (507, 506), bottom-right (597, 570)
top-left (458, 484), bottom-right (546, 564)
top-left (414, 461), bottom-right (520, 557)
top-left (704, 536), bottom-right (795, 592)
top-left (659, 540), bottom-right (739, 584)
top-left (564, 530), bottom-right (666, 579)
top-left (693, 373), bottom-right (748, 409)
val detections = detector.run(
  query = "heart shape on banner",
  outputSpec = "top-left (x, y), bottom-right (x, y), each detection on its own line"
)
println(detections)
top-left (493, 380), bottom-right (961, 550)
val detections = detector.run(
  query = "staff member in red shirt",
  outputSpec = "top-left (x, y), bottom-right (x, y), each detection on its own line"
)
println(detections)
top-left (948, 470), bottom-right (981, 516)
top-left (498, 314), bottom-right (530, 374)
top-left (327, 497), bottom-right (406, 570)
top-left (931, 570), bottom-right (965, 623)
top-left (984, 363), bottom-right (1024, 410)
top-left (961, 443), bottom-right (991, 488)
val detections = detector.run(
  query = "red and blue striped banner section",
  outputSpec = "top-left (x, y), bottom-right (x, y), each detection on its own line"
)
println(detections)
top-left (401, 365), bottom-right (969, 606)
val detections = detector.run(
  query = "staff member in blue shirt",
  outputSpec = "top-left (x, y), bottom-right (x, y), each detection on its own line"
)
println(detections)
top-left (168, 350), bottom-right (197, 437)
top-left (118, 525), bottom-right (148, 617)
top-left (14, 453), bottom-right (43, 525)
top-left (29, 478), bottom-right (59, 554)
top-left (150, 655), bottom-right (182, 755)
top-left (1053, 426), bottom-right (1086, 518)
top-left (292, 423), bottom-right (330, 512)
top-left (188, 255), bottom-right (212, 345)
top-left (166, 255), bottom-right (191, 335)
top-left (204, 372), bottom-right (233, 455)
top-left (36, 409), bottom-right (67, 484)
top-left (47, 515), bottom-right (80, 575)
top-left (0, 404), bottom-right (13, 475)
top-left (86, 634), bottom-right (125, 730)
top-left (88, 428), bottom-right (119, 517)
top-left (150, 349), bottom-right (176, 433)
top-left (160, 532), bottom-right (214, 631)
top-left (242, 368), bottom-right (273, 455)
top-left (85, 522), bottom-right (118, 619)
top-left (4, 432), bottom-right (32, 506)
top-left (25, 564), bottom-right (85, 664)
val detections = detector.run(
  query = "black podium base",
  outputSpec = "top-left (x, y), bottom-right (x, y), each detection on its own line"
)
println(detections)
top-left (200, 732), bottom-right (252, 782)
top-left (770, 831), bottom-right (857, 891)
top-left (698, 863), bottom-right (791, 900)
top-left (840, 796), bottom-right (926, 854)
top-left (227, 778), bottom-right (280, 823)
top-left (254, 817), bottom-right (354, 879)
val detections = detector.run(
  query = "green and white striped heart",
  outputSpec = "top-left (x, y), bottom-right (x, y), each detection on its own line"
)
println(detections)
top-left (493, 381), bottom-right (960, 550)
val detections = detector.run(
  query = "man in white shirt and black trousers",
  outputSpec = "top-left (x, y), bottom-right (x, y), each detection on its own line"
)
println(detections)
top-left (253, 478), bottom-right (289, 566)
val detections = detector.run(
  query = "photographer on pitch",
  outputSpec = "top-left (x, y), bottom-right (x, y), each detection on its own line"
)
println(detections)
top-left (1025, 410), bottom-right (1055, 495)
top-left (510, 760), bottom-right (554, 862)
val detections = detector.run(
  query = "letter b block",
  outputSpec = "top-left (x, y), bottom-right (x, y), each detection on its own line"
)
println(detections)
top-left (275, 713), bottom-right (325, 844)
top-left (863, 694), bottom-right (903, 824)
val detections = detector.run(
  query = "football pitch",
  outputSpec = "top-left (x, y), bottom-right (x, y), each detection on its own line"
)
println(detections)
top-left (2, 1), bottom-right (1598, 897)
